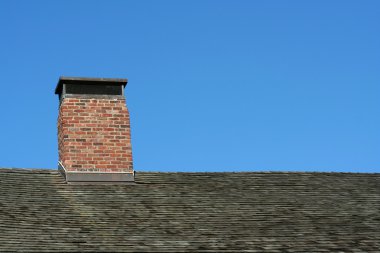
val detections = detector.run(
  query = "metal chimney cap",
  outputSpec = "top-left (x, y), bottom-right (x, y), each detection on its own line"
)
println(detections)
top-left (55, 76), bottom-right (128, 95)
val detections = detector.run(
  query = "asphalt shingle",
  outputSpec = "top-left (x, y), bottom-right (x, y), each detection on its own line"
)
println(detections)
top-left (0, 168), bottom-right (379, 252)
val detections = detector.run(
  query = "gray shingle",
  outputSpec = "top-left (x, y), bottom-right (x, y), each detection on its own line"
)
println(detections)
top-left (0, 168), bottom-right (379, 252)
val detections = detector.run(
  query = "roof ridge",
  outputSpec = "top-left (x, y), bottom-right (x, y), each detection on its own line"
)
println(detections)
top-left (135, 170), bottom-right (380, 175)
top-left (0, 168), bottom-right (58, 174)
top-left (0, 168), bottom-right (378, 175)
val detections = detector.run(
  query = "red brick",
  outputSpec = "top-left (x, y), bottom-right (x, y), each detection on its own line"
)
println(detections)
top-left (58, 97), bottom-right (133, 173)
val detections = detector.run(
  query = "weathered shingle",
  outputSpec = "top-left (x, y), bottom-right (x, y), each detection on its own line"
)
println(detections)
top-left (0, 168), bottom-right (379, 252)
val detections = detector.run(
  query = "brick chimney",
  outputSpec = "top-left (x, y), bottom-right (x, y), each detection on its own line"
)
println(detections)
top-left (55, 77), bottom-right (134, 183)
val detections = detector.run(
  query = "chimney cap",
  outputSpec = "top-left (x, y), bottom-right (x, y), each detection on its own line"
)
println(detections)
top-left (55, 76), bottom-right (128, 95)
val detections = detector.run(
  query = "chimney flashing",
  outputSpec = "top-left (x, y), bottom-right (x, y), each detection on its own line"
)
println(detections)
top-left (58, 162), bottom-right (135, 184)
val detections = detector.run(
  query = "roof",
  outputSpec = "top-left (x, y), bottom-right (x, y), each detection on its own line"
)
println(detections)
top-left (1, 168), bottom-right (379, 252)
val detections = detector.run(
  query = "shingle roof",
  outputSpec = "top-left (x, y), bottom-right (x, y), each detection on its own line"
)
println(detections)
top-left (0, 168), bottom-right (379, 252)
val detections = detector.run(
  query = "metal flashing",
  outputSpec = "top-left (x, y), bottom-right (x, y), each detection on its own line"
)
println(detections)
top-left (58, 162), bottom-right (135, 184)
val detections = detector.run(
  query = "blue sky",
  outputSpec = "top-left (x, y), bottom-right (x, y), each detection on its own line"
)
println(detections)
top-left (0, 1), bottom-right (379, 172)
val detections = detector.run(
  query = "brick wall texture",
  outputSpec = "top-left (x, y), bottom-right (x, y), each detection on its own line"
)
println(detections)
top-left (58, 97), bottom-right (133, 173)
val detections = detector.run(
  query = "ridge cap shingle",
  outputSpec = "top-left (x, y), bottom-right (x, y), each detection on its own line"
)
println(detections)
top-left (0, 167), bottom-right (378, 175)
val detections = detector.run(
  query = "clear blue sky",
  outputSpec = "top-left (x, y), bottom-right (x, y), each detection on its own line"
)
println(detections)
top-left (0, 1), bottom-right (379, 172)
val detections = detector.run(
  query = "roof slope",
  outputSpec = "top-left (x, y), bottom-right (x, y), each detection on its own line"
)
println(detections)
top-left (0, 168), bottom-right (379, 252)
